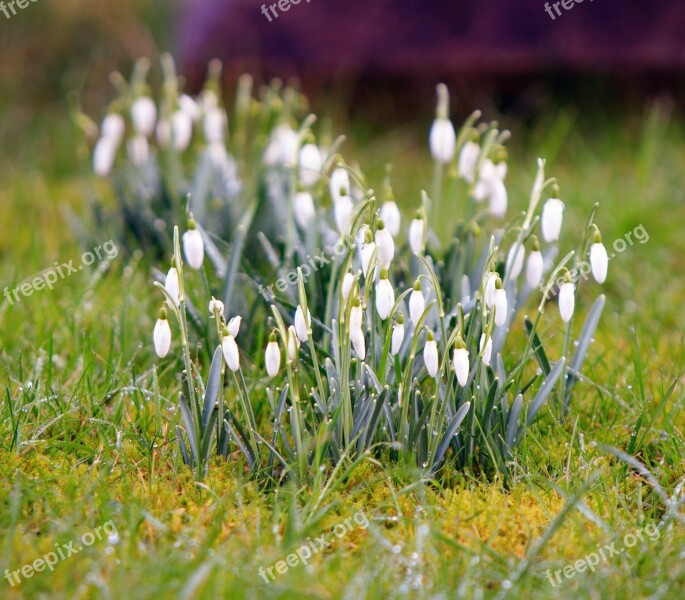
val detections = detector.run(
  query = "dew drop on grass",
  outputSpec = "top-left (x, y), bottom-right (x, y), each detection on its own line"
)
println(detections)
top-left (391, 544), bottom-right (401, 554)
top-left (501, 579), bottom-right (513, 590)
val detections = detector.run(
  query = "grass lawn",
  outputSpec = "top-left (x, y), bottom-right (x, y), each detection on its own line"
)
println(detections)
top-left (1, 103), bottom-right (684, 599)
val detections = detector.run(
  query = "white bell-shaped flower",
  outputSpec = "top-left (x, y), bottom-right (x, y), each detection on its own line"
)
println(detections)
top-left (391, 315), bottom-right (405, 355)
top-left (375, 221), bottom-right (395, 267)
top-left (341, 272), bottom-right (355, 305)
top-left (204, 107), bottom-right (226, 144)
top-left (172, 110), bottom-right (193, 151)
top-left (127, 135), bottom-right (149, 166)
top-left (430, 118), bottom-right (456, 164)
top-left (164, 266), bottom-right (180, 307)
top-left (227, 316), bottom-right (242, 337)
top-left (222, 333), bottom-right (240, 372)
top-left (93, 137), bottom-right (117, 177)
top-left (453, 338), bottom-right (469, 386)
top-left (264, 123), bottom-right (298, 168)
top-left (506, 244), bottom-right (525, 279)
top-left (489, 178), bottom-right (508, 218)
top-left (101, 113), bottom-right (125, 145)
top-left (423, 332), bottom-right (439, 377)
top-left (526, 237), bottom-right (544, 289)
top-left (131, 96), bottom-right (157, 137)
top-left (375, 268), bottom-right (395, 320)
top-left (408, 215), bottom-right (425, 255)
top-left (179, 94), bottom-right (201, 121)
top-left (559, 280), bottom-right (575, 323)
top-left (480, 333), bottom-right (493, 366)
top-left (360, 230), bottom-right (376, 279)
top-left (493, 279), bottom-right (508, 327)
top-left (350, 298), bottom-right (363, 336)
top-left (183, 223), bottom-right (204, 270)
top-left (458, 138), bottom-right (480, 183)
top-left (409, 280), bottom-right (425, 326)
top-left (351, 328), bottom-right (366, 360)
top-left (299, 143), bottom-right (323, 188)
top-left (153, 309), bottom-right (172, 358)
top-left (329, 167), bottom-right (350, 204)
top-left (208, 297), bottom-right (224, 318)
top-left (334, 196), bottom-right (354, 235)
top-left (265, 333), bottom-right (281, 377)
top-left (484, 271), bottom-right (498, 308)
top-left (379, 201), bottom-right (401, 237)
top-left (294, 190), bottom-right (316, 228)
top-left (294, 305), bottom-right (311, 342)
top-left (590, 228), bottom-right (608, 284)
top-left (541, 197), bottom-right (565, 242)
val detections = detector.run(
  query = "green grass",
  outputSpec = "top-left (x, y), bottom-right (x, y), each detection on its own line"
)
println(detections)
top-left (1, 103), bottom-right (684, 599)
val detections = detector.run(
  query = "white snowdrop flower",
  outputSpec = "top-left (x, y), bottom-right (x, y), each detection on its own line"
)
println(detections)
top-left (506, 243), bottom-right (525, 279)
top-left (351, 328), bottom-right (366, 360)
top-left (227, 316), bottom-right (242, 337)
top-left (287, 326), bottom-right (299, 363)
top-left (156, 119), bottom-right (171, 148)
top-left (127, 135), bottom-right (149, 166)
top-left (496, 161), bottom-right (508, 181)
top-left (222, 333), bottom-right (240, 372)
top-left (409, 280), bottom-right (425, 326)
top-left (153, 308), bottom-right (172, 358)
top-left (430, 118), bottom-right (456, 164)
top-left (423, 332), bottom-right (439, 377)
top-left (204, 107), bottom-right (226, 144)
top-left (590, 228), bottom-right (608, 284)
top-left (182, 222), bottom-right (204, 270)
top-left (559, 278), bottom-right (576, 323)
top-left (131, 96), bottom-right (157, 137)
top-left (265, 333), bottom-right (281, 377)
top-left (93, 137), bottom-right (117, 176)
top-left (360, 230), bottom-right (376, 279)
top-left (526, 238), bottom-right (544, 289)
top-left (299, 143), bottom-right (323, 188)
top-left (179, 94), bottom-right (201, 121)
top-left (541, 197), bottom-right (565, 242)
top-left (458, 138), bottom-right (480, 183)
top-left (164, 267), bottom-right (180, 307)
top-left (379, 201), bottom-right (401, 237)
top-left (493, 279), bottom-right (508, 327)
top-left (375, 221), bottom-right (395, 267)
top-left (480, 333), bottom-right (493, 366)
top-left (294, 305), bottom-right (311, 342)
top-left (208, 297), bottom-right (224, 318)
top-left (391, 315), bottom-right (405, 355)
top-left (453, 339), bottom-right (470, 387)
top-left (375, 268), bottom-right (395, 320)
top-left (264, 124), bottom-right (299, 168)
top-left (408, 215), bottom-right (425, 255)
top-left (101, 113), bottom-right (125, 145)
top-left (349, 298), bottom-right (363, 335)
top-left (334, 196), bottom-right (354, 235)
top-left (489, 178), bottom-right (508, 218)
top-left (172, 110), bottom-right (193, 151)
top-left (207, 142), bottom-right (230, 169)
top-left (429, 83), bottom-right (455, 164)
top-left (294, 190), bottom-right (316, 228)
top-left (484, 271), bottom-right (498, 308)
top-left (341, 272), bottom-right (355, 305)
top-left (330, 167), bottom-right (350, 204)
top-left (200, 89), bottom-right (218, 111)
top-left (473, 159), bottom-right (497, 202)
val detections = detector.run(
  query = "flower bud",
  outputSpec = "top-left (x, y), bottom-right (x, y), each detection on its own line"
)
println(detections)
top-left (458, 138), bottom-right (480, 183)
top-left (287, 325), bottom-right (299, 363)
top-left (541, 197), bottom-right (565, 242)
top-left (559, 278), bottom-right (575, 323)
top-left (172, 110), bottom-right (193, 151)
top-left (391, 314), bottom-right (405, 355)
top-left (379, 201), bottom-right (401, 237)
top-left (480, 333), bottom-right (493, 366)
top-left (294, 190), bottom-right (316, 228)
top-left (93, 137), bottom-right (117, 177)
top-left (590, 228), bottom-right (608, 284)
top-left (408, 216), bottom-right (425, 255)
top-left (493, 279), bottom-right (508, 327)
top-left (329, 167), bottom-right (350, 204)
top-left (375, 268), bottom-right (395, 320)
top-left (101, 113), bottom-right (125, 145)
top-left (227, 315), bottom-right (242, 337)
top-left (453, 337), bottom-right (469, 387)
top-left (294, 305), bottom-right (311, 342)
top-left (209, 297), bottom-right (224, 318)
top-left (222, 333), bottom-right (240, 371)
top-left (131, 96), bottom-right (157, 137)
top-left (265, 333), bottom-right (281, 377)
top-left (183, 221), bottom-right (204, 270)
top-left (423, 331), bottom-right (439, 377)
top-left (204, 107), bottom-right (226, 144)
top-left (164, 267), bottom-right (180, 307)
top-left (153, 308), bottom-right (172, 358)
top-left (299, 143), bottom-right (323, 188)
top-left (409, 280), bottom-right (425, 326)
top-left (506, 243), bottom-right (525, 279)
top-left (526, 237), bottom-right (544, 289)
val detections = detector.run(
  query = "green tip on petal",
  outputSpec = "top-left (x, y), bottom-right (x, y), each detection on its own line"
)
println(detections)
top-left (377, 219), bottom-right (385, 230)
top-left (426, 330), bottom-right (435, 342)
top-left (364, 229), bottom-right (373, 243)
top-left (495, 276), bottom-right (503, 290)
top-left (551, 183), bottom-right (560, 198)
top-left (158, 306), bottom-right (168, 320)
top-left (396, 313), bottom-right (404, 325)
top-left (455, 336), bottom-right (466, 349)
top-left (379, 267), bottom-right (389, 280)
top-left (269, 331), bottom-right (278, 343)
top-left (530, 235), bottom-right (540, 252)
top-left (413, 280), bottom-right (422, 291)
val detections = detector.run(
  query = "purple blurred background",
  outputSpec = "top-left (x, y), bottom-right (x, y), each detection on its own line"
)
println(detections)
top-left (179, 0), bottom-right (685, 108)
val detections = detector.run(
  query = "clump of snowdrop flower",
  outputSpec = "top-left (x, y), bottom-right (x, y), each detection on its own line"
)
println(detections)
top-left (131, 96), bottom-right (157, 137)
top-left (123, 70), bottom-right (609, 484)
